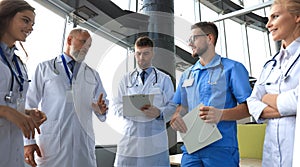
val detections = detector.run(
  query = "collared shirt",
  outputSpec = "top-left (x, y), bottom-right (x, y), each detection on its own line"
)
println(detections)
top-left (138, 67), bottom-right (152, 83)
top-left (173, 54), bottom-right (252, 148)
top-left (277, 37), bottom-right (300, 115)
top-left (62, 53), bottom-right (73, 63)
top-left (62, 53), bottom-right (80, 78)
top-left (0, 42), bottom-right (16, 60)
top-left (280, 38), bottom-right (300, 71)
top-left (248, 37), bottom-right (300, 121)
top-left (247, 37), bottom-right (300, 167)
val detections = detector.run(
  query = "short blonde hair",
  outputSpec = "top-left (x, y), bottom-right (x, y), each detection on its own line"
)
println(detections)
top-left (69, 28), bottom-right (90, 37)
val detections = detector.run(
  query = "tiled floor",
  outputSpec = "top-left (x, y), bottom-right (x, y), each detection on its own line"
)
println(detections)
top-left (171, 154), bottom-right (262, 167)
top-left (240, 158), bottom-right (262, 167)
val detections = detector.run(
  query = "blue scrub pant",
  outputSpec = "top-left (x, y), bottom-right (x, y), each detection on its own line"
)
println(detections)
top-left (180, 146), bottom-right (239, 167)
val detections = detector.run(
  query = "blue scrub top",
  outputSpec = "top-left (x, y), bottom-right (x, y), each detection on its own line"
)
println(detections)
top-left (173, 54), bottom-right (252, 148)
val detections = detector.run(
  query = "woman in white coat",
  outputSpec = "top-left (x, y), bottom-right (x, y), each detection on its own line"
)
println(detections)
top-left (112, 36), bottom-right (176, 167)
top-left (247, 0), bottom-right (300, 166)
top-left (24, 28), bottom-right (108, 167)
top-left (0, 1), bottom-right (46, 166)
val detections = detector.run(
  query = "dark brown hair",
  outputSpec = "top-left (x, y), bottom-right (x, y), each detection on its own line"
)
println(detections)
top-left (191, 21), bottom-right (218, 46)
top-left (135, 36), bottom-right (154, 48)
top-left (0, 0), bottom-right (35, 39)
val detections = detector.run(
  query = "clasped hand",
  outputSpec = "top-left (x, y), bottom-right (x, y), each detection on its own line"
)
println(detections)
top-left (4, 106), bottom-right (46, 139)
top-left (25, 108), bottom-right (47, 126)
top-left (24, 108), bottom-right (47, 139)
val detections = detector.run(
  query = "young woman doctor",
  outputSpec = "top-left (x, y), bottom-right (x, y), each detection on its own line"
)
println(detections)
top-left (0, 0), bottom-right (46, 166)
top-left (247, 0), bottom-right (300, 166)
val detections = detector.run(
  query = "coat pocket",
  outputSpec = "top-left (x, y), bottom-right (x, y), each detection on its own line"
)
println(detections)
top-left (0, 120), bottom-right (10, 165)
top-left (37, 120), bottom-right (60, 157)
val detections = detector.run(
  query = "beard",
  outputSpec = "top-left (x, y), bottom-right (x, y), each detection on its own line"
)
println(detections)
top-left (70, 47), bottom-right (87, 62)
top-left (191, 52), bottom-right (199, 58)
top-left (192, 45), bottom-right (208, 59)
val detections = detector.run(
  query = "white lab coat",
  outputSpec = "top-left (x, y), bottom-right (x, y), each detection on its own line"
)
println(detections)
top-left (0, 47), bottom-right (29, 167)
top-left (112, 67), bottom-right (176, 167)
top-left (293, 78), bottom-right (300, 167)
top-left (25, 55), bottom-right (108, 167)
top-left (247, 39), bottom-right (300, 167)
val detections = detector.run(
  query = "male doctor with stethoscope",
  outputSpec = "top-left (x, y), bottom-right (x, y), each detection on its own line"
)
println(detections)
top-left (112, 36), bottom-right (176, 167)
top-left (247, 1), bottom-right (300, 166)
top-left (23, 28), bottom-right (108, 167)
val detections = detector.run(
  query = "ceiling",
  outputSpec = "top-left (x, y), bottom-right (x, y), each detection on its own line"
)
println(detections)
top-left (34, 0), bottom-right (270, 71)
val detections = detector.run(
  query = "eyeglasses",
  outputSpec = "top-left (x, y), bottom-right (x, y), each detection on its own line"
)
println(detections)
top-left (187, 34), bottom-right (209, 44)
top-left (72, 36), bottom-right (88, 45)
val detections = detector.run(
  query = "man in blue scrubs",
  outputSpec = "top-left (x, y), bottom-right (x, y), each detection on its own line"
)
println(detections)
top-left (170, 21), bottom-right (252, 166)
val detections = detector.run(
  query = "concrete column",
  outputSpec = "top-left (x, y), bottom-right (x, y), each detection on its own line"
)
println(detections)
top-left (141, 0), bottom-right (178, 154)
top-left (141, 0), bottom-right (175, 80)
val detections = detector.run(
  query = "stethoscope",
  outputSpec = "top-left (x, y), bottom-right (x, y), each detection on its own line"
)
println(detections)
top-left (259, 51), bottom-right (300, 85)
top-left (0, 47), bottom-right (30, 103)
top-left (186, 62), bottom-right (224, 85)
top-left (126, 68), bottom-right (158, 88)
top-left (52, 56), bottom-right (60, 75)
top-left (52, 55), bottom-right (73, 86)
top-left (52, 55), bottom-right (97, 85)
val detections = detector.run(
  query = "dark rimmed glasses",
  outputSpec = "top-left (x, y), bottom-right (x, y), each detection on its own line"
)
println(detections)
top-left (187, 34), bottom-right (209, 44)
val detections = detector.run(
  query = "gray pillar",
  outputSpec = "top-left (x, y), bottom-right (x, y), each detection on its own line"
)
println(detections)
top-left (142, 0), bottom-right (175, 79)
top-left (141, 0), bottom-right (178, 154)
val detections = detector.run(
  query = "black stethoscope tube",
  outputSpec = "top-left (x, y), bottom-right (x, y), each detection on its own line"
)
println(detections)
top-left (263, 52), bottom-right (300, 78)
top-left (0, 47), bottom-right (27, 103)
top-left (127, 68), bottom-right (158, 88)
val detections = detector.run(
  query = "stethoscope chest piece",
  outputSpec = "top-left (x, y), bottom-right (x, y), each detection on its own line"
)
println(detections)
top-left (54, 68), bottom-right (60, 75)
top-left (4, 91), bottom-right (13, 103)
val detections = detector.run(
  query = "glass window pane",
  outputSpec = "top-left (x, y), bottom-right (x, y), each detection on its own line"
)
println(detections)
top-left (247, 27), bottom-right (270, 78)
top-left (174, 0), bottom-right (198, 23)
top-left (200, 3), bottom-right (218, 21)
top-left (223, 19), bottom-right (246, 64)
top-left (24, 1), bottom-right (66, 76)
